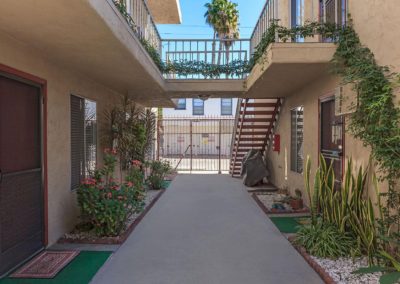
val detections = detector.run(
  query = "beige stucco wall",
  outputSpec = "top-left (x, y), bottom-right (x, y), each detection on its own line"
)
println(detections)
top-left (0, 31), bottom-right (123, 245)
top-left (266, 75), bottom-right (339, 199)
top-left (266, 0), bottom-right (400, 205)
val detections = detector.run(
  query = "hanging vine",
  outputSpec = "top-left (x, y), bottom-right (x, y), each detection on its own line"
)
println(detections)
top-left (251, 19), bottom-right (400, 254)
top-left (114, 0), bottom-right (400, 196)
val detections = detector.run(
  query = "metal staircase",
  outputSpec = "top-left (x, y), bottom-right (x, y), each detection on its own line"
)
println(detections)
top-left (229, 98), bottom-right (282, 177)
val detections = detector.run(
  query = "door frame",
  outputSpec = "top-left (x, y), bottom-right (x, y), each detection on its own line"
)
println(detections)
top-left (0, 63), bottom-right (48, 246)
top-left (318, 93), bottom-right (346, 183)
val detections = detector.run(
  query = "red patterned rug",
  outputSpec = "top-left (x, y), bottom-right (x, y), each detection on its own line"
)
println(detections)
top-left (10, 251), bottom-right (79, 279)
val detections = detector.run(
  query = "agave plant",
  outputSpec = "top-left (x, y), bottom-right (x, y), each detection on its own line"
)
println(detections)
top-left (304, 155), bottom-right (379, 264)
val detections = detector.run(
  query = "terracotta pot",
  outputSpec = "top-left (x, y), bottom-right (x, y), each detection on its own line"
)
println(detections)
top-left (289, 199), bottom-right (303, 210)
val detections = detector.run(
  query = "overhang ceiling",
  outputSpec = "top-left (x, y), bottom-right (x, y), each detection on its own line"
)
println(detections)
top-left (0, 0), bottom-right (174, 107)
top-left (147, 0), bottom-right (182, 24)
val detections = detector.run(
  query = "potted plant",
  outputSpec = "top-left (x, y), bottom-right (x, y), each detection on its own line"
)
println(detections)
top-left (289, 189), bottom-right (303, 210)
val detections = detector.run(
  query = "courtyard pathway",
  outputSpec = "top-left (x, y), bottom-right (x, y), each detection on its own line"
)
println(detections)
top-left (92, 174), bottom-right (323, 284)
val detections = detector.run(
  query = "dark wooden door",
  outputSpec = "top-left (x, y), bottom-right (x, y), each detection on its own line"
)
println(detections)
top-left (320, 97), bottom-right (344, 189)
top-left (0, 75), bottom-right (44, 276)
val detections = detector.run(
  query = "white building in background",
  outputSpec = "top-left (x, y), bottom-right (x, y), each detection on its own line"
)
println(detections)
top-left (160, 98), bottom-right (238, 163)
top-left (163, 98), bottom-right (238, 117)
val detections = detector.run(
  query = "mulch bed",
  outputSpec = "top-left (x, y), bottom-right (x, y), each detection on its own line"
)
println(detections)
top-left (58, 189), bottom-right (166, 245)
top-left (252, 193), bottom-right (310, 215)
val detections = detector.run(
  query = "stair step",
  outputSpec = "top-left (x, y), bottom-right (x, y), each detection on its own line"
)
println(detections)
top-left (242, 103), bottom-right (278, 108)
top-left (240, 111), bottom-right (275, 115)
top-left (238, 125), bottom-right (271, 129)
top-left (236, 142), bottom-right (264, 147)
top-left (239, 118), bottom-right (274, 123)
top-left (236, 148), bottom-right (263, 152)
top-left (235, 137), bottom-right (266, 142)
top-left (239, 131), bottom-right (270, 135)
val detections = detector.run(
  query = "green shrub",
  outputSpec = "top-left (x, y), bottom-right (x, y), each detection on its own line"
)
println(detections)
top-left (295, 221), bottom-right (359, 259)
top-left (77, 149), bottom-right (145, 237)
top-left (146, 160), bottom-right (172, 190)
top-left (304, 156), bottom-right (378, 264)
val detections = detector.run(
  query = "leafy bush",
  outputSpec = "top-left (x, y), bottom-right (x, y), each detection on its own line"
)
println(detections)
top-left (305, 156), bottom-right (378, 263)
top-left (77, 149), bottom-right (145, 237)
top-left (104, 96), bottom-right (156, 170)
top-left (295, 221), bottom-right (359, 259)
top-left (146, 160), bottom-right (172, 190)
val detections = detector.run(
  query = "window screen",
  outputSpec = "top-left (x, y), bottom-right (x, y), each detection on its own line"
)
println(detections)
top-left (221, 98), bottom-right (232, 115)
top-left (175, 98), bottom-right (186, 110)
top-left (71, 95), bottom-right (97, 190)
top-left (193, 99), bottom-right (204, 115)
top-left (290, 106), bottom-right (304, 173)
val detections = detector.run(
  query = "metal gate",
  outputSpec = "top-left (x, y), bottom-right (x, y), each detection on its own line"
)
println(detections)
top-left (157, 118), bottom-right (234, 173)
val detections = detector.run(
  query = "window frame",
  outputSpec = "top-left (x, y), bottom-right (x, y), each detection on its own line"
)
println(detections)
top-left (70, 94), bottom-right (97, 190)
top-left (290, 106), bottom-right (304, 174)
top-left (175, 98), bottom-right (186, 110)
top-left (192, 98), bottom-right (205, 115)
top-left (220, 98), bottom-right (233, 116)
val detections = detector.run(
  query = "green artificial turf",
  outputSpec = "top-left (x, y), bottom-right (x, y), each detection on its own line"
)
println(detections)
top-left (162, 180), bottom-right (172, 189)
top-left (0, 251), bottom-right (111, 284)
top-left (269, 217), bottom-right (306, 233)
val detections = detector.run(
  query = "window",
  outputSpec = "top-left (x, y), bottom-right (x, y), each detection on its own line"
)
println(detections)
top-left (193, 99), bottom-right (204, 115)
top-left (71, 95), bottom-right (97, 190)
top-left (291, 0), bottom-right (305, 42)
top-left (290, 106), bottom-right (304, 173)
top-left (175, 98), bottom-right (186, 110)
top-left (221, 98), bottom-right (233, 115)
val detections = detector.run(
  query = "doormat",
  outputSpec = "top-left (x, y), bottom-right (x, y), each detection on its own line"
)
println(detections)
top-left (10, 251), bottom-right (79, 279)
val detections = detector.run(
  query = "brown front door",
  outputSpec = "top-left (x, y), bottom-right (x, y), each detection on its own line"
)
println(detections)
top-left (0, 75), bottom-right (44, 276)
top-left (320, 97), bottom-right (344, 189)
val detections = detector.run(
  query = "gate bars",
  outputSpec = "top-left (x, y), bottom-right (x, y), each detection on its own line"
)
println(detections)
top-left (157, 117), bottom-right (235, 173)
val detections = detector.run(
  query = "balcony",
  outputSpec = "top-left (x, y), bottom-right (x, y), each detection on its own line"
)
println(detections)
top-left (0, 0), bottom-right (343, 106)
top-left (114, 0), bottom-right (339, 100)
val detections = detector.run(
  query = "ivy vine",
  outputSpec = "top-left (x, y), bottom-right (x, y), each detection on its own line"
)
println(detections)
top-left (114, 0), bottom-right (400, 194)
top-left (113, 0), bottom-right (249, 78)
top-left (164, 59), bottom-right (249, 79)
top-left (331, 22), bottom-right (400, 250)
top-left (114, 0), bottom-right (400, 251)
top-left (251, 19), bottom-right (400, 252)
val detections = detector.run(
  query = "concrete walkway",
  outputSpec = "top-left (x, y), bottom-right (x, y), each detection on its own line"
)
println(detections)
top-left (92, 175), bottom-right (323, 284)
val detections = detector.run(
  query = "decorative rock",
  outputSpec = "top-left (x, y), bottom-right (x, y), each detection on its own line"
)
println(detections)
top-left (310, 256), bottom-right (381, 284)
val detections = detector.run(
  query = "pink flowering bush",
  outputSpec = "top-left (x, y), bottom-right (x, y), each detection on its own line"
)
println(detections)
top-left (77, 149), bottom-right (145, 237)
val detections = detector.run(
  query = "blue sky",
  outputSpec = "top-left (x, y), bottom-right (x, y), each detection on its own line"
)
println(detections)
top-left (157, 0), bottom-right (265, 39)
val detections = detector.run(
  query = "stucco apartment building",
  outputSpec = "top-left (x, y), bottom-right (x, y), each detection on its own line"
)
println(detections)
top-left (0, 0), bottom-right (182, 275)
top-left (0, 0), bottom-right (399, 277)
top-left (251, 0), bottom-right (400, 203)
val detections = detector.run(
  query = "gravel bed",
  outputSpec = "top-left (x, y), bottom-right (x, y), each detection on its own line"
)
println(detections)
top-left (310, 256), bottom-right (381, 284)
top-left (64, 189), bottom-right (161, 241)
top-left (256, 192), bottom-right (292, 211)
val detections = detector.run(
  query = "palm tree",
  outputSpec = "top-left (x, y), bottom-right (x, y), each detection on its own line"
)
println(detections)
top-left (204, 0), bottom-right (240, 65)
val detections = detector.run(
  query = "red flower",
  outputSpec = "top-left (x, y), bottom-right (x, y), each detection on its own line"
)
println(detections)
top-left (81, 178), bottom-right (96, 186)
top-left (104, 148), bottom-right (117, 155)
top-left (111, 185), bottom-right (120, 191)
top-left (107, 192), bottom-right (112, 199)
top-left (131, 160), bottom-right (141, 167)
top-left (126, 181), bottom-right (134, 187)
